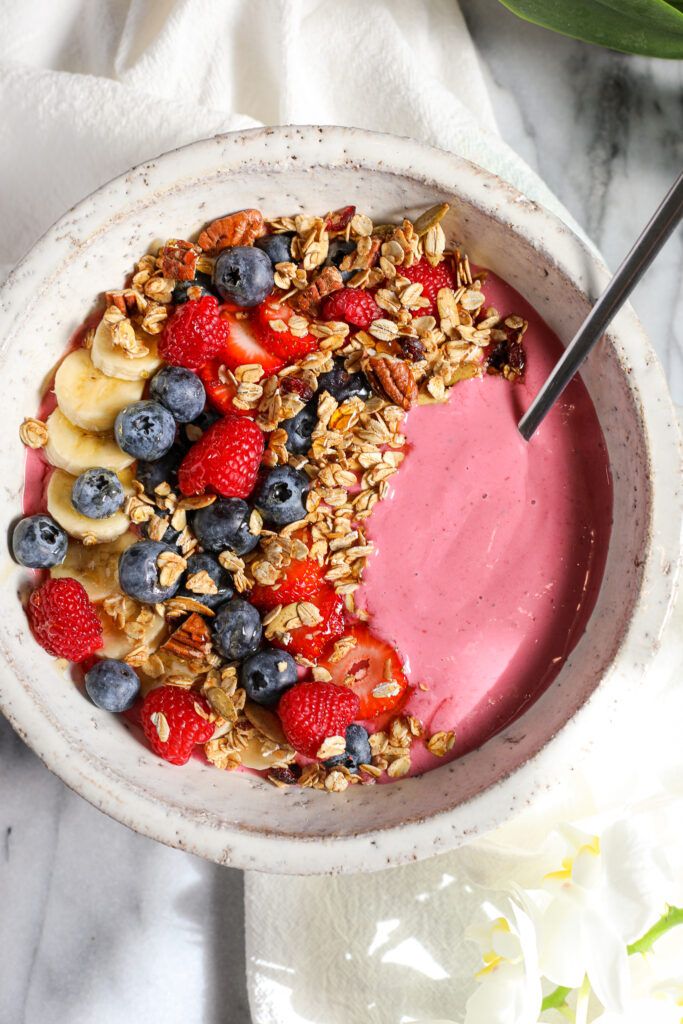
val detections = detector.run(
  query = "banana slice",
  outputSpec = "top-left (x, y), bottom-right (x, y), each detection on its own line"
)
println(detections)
top-left (54, 348), bottom-right (144, 432)
top-left (91, 317), bottom-right (163, 382)
top-left (238, 736), bottom-right (295, 770)
top-left (98, 609), bottom-right (167, 660)
top-left (47, 469), bottom-right (131, 543)
top-left (44, 407), bottom-right (135, 475)
top-left (50, 532), bottom-right (138, 600)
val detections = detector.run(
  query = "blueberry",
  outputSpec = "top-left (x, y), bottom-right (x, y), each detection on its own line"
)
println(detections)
top-left (326, 238), bottom-right (355, 282)
top-left (172, 271), bottom-right (215, 304)
top-left (11, 514), bottom-right (67, 569)
top-left (255, 233), bottom-right (294, 266)
top-left (115, 400), bottom-right (176, 461)
top-left (317, 359), bottom-right (372, 404)
top-left (283, 397), bottom-right (317, 455)
top-left (213, 598), bottom-right (262, 660)
top-left (252, 466), bottom-right (309, 527)
top-left (150, 366), bottom-right (206, 423)
top-left (118, 541), bottom-right (182, 604)
top-left (71, 468), bottom-right (124, 520)
top-left (180, 552), bottom-right (234, 609)
top-left (187, 408), bottom-right (220, 437)
top-left (213, 246), bottom-right (274, 307)
top-left (240, 648), bottom-right (297, 707)
top-left (192, 497), bottom-right (259, 555)
top-left (323, 724), bottom-right (372, 772)
top-left (85, 658), bottom-right (140, 712)
top-left (136, 442), bottom-right (186, 496)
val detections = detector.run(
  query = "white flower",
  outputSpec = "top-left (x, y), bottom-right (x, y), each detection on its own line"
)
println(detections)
top-left (464, 896), bottom-right (541, 1024)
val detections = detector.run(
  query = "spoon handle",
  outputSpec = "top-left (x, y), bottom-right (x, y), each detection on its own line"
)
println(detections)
top-left (518, 168), bottom-right (683, 442)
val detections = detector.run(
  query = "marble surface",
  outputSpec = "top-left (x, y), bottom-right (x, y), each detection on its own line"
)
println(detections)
top-left (1, 3), bottom-right (681, 1022)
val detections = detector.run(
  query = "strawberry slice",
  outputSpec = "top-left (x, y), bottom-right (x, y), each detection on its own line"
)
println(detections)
top-left (320, 623), bottom-right (408, 719)
top-left (273, 585), bottom-right (346, 662)
top-left (220, 310), bottom-right (284, 375)
top-left (197, 357), bottom-right (253, 417)
top-left (256, 297), bottom-right (318, 364)
top-left (251, 559), bottom-right (327, 611)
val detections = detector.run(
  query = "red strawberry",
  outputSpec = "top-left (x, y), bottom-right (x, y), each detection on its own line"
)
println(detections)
top-left (141, 686), bottom-right (214, 766)
top-left (178, 414), bottom-right (264, 498)
top-left (251, 559), bottom-right (326, 611)
top-left (273, 586), bottom-right (346, 662)
top-left (321, 288), bottom-right (381, 330)
top-left (220, 311), bottom-right (284, 375)
top-left (159, 295), bottom-right (230, 370)
top-left (278, 681), bottom-right (359, 758)
top-left (320, 623), bottom-right (408, 719)
top-left (256, 298), bottom-right (318, 363)
top-left (28, 578), bottom-right (103, 662)
top-left (400, 258), bottom-right (455, 315)
top-left (197, 356), bottom-right (254, 417)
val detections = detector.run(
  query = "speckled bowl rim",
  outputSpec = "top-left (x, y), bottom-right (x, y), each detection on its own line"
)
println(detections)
top-left (0, 125), bottom-right (681, 874)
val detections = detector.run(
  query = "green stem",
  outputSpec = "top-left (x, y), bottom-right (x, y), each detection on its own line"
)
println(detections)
top-left (540, 906), bottom-right (683, 1014)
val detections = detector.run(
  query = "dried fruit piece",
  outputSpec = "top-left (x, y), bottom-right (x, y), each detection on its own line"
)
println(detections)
top-left (198, 209), bottom-right (265, 254)
top-left (325, 205), bottom-right (356, 233)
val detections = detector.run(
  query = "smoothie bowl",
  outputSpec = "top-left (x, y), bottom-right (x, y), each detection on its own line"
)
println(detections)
top-left (0, 127), bottom-right (680, 874)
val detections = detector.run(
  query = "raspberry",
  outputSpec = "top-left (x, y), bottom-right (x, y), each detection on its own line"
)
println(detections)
top-left (250, 559), bottom-right (326, 611)
top-left (273, 586), bottom-right (345, 661)
top-left (178, 415), bottom-right (264, 498)
top-left (278, 682), bottom-right (360, 758)
top-left (321, 288), bottom-right (382, 330)
top-left (159, 295), bottom-right (230, 370)
top-left (141, 686), bottom-right (215, 766)
top-left (400, 259), bottom-right (455, 315)
top-left (28, 578), bottom-right (103, 662)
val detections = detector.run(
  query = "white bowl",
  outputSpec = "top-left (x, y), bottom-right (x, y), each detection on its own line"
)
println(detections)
top-left (0, 126), bottom-right (680, 874)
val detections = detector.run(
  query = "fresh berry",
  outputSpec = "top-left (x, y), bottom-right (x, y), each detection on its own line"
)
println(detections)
top-left (136, 442), bottom-right (186, 496)
top-left (274, 586), bottom-right (345, 662)
top-left (252, 465), bottom-right (309, 526)
top-left (114, 400), bottom-right (176, 461)
top-left (160, 295), bottom-right (230, 370)
top-left (213, 246), bottom-right (274, 307)
top-left (71, 468), bottom-right (124, 520)
top-left (316, 358), bottom-right (372, 403)
top-left (192, 497), bottom-right (260, 556)
top-left (178, 415), bottom-right (264, 498)
top-left (320, 623), bottom-right (408, 718)
top-left (325, 238), bottom-right (355, 282)
top-left (172, 271), bottom-right (215, 304)
top-left (118, 541), bottom-right (183, 604)
top-left (27, 578), bottom-right (103, 661)
top-left (240, 648), bottom-right (297, 706)
top-left (212, 597), bottom-right (262, 660)
top-left (12, 514), bottom-right (67, 569)
top-left (278, 681), bottom-right (359, 758)
top-left (323, 724), bottom-right (372, 772)
top-left (150, 366), bottom-right (206, 423)
top-left (250, 559), bottom-right (326, 611)
top-left (197, 357), bottom-right (252, 417)
top-left (283, 397), bottom-right (317, 455)
top-left (255, 233), bottom-right (294, 265)
top-left (218, 313), bottom-right (284, 376)
top-left (179, 552), bottom-right (234, 609)
top-left (141, 685), bottom-right (214, 766)
top-left (256, 298), bottom-right (318, 363)
top-left (400, 258), bottom-right (455, 315)
top-left (321, 288), bottom-right (382, 330)
top-left (85, 658), bottom-right (140, 712)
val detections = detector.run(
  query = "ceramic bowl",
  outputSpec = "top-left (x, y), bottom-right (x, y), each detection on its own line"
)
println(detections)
top-left (0, 126), bottom-right (680, 874)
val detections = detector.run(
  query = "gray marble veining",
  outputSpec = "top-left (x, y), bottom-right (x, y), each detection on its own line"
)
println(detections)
top-left (1, 4), bottom-right (682, 1022)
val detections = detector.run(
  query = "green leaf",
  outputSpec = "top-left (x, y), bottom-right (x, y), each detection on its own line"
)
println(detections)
top-left (496, 0), bottom-right (683, 58)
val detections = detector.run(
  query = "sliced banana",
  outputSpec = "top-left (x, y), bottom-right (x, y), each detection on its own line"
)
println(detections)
top-left (44, 407), bottom-right (135, 475)
top-left (54, 348), bottom-right (144, 432)
top-left (98, 609), bottom-right (167, 660)
top-left (50, 532), bottom-right (138, 600)
top-left (47, 469), bottom-right (130, 543)
top-left (91, 317), bottom-right (163, 382)
top-left (238, 736), bottom-right (295, 770)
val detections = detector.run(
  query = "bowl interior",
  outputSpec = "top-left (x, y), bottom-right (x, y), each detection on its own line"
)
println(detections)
top-left (0, 128), bottom-right (673, 873)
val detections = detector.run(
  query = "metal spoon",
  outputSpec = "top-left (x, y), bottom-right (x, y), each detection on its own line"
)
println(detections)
top-left (518, 169), bottom-right (683, 441)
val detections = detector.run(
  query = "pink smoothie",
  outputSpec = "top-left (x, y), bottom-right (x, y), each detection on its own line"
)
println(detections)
top-left (358, 271), bottom-right (612, 774)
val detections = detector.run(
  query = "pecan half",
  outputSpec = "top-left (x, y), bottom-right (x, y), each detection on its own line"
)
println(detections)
top-left (363, 356), bottom-right (418, 411)
top-left (161, 613), bottom-right (212, 663)
top-left (159, 239), bottom-right (198, 281)
top-left (197, 209), bottom-right (265, 254)
top-left (290, 265), bottom-right (343, 316)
